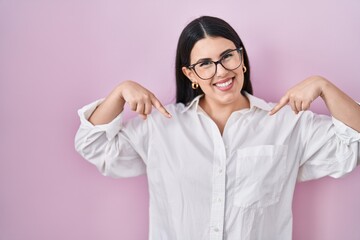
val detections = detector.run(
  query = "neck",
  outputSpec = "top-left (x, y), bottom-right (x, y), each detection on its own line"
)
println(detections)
top-left (200, 93), bottom-right (249, 116)
top-left (199, 93), bottom-right (250, 134)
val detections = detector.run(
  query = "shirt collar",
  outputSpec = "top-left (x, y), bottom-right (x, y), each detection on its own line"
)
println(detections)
top-left (181, 95), bottom-right (203, 113)
top-left (181, 92), bottom-right (272, 114)
top-left (245, 92), bottom-right (272, 111)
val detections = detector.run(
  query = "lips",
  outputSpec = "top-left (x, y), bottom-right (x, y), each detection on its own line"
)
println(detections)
top-left (213, 77), bottom-right (234, 91)
top-left (215, 79), bottom-right (233, 87)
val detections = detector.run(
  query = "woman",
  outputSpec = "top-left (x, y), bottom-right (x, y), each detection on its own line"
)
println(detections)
top-left (75, 16), bottom-right (360, 240)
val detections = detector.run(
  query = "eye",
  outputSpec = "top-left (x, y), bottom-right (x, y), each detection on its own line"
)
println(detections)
top-left (222, 52), bottom-right (234, 60)
top-left (198, 61), bottom-right (213, 68)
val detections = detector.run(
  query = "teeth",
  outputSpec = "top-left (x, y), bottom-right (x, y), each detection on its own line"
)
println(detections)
top-left (216, 79), bottom-right (232, 88)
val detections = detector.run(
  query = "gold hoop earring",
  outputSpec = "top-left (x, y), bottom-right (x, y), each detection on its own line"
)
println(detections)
top-left (192, 82), bottom-right (199, 89)
top-left (243, 65), bottom-right (247, 73)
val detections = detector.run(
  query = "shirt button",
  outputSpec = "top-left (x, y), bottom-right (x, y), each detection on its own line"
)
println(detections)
top-left (213, 227), bottom-right (220, 232)
top-left (217, 198), bottom-right (222, 203)
top-left (218, 168), bottom-right (223, 174)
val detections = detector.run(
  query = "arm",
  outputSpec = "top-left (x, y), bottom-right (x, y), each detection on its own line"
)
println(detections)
top-left (89, 80), bottom-right (171, 125)
top-left (75, 97), bottom-right (148, 178)
top-left (270, 75), bottom-right (360, 132)
top-left (75, 80), bottom-right (171, 178)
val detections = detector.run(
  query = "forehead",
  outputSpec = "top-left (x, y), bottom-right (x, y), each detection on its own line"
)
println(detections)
top-left (190, 37), bottom-right (236, 61)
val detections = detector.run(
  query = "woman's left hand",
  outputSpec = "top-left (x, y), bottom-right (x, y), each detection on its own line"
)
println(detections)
top-left (269, 75), bottom-right (327, 115)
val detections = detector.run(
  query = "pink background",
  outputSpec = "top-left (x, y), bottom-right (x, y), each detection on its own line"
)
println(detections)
top-left (1, 0), bottom-right (359, 239)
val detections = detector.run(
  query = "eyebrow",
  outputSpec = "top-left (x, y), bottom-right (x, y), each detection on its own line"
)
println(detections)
top-left (194, 48), bottom-right (233, 64)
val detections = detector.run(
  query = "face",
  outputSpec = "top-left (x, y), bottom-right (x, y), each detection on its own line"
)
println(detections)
top-left (182, 37), bottom-right (245, 108)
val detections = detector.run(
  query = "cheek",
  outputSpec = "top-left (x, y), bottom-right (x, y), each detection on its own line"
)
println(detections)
top-left (235, 70), bottom-right (245, 82)
top-left (234, 67), bottom-right (244, 76)
top-left (198, 81), bottom-right (212, 90)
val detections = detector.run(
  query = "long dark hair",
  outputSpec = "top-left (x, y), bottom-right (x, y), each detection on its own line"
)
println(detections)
top-left (175, 16), bottom-right (253, 104)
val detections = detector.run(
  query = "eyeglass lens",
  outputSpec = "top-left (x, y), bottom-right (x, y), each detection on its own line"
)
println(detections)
top-left (193, 49), bottom-right (242, 80)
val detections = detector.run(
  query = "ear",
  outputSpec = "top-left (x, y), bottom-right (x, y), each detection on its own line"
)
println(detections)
top-left (182, 66), bottom-right (196, 83)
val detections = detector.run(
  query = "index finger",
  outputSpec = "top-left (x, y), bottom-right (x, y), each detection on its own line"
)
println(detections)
top-left (151, 96), bottom-right (172, 118)
top-left (269, 95), bottom-right (289, 115)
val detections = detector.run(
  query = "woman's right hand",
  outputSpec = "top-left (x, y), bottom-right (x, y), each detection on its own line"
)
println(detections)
top-left (88, 81), bottom-right (171, 125)
top-left (119, 81), bottom-right (172, 120)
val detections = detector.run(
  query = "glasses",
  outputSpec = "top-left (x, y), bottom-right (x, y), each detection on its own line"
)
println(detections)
top-left (187, 47), bottom-right (243, 80)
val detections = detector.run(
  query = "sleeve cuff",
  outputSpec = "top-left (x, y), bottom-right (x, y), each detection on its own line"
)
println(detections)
top-left (332, 116), bottom-right (360, 145)
top-left (77, 99), bottom-right (123, 140)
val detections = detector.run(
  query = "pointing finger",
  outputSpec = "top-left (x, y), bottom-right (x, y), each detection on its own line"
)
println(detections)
top-left (151, 96), bottom-right (172, 118)
top-left (269, 95), bottom-right (289, 115)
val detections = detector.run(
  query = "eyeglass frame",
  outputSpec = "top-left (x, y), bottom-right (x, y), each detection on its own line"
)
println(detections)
top-left (186, 47), bottom-right (243, 80)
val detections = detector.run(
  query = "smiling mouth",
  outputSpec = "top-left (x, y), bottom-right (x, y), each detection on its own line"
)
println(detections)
top-left (214, 78), bottom-right (234, 88)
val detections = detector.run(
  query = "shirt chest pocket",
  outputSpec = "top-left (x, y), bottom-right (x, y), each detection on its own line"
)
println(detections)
top-left (234, 145), bottom-right (288, 209)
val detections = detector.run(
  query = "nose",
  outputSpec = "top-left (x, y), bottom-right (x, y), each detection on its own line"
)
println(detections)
top-left (215, 62), bottom-right (229, 77)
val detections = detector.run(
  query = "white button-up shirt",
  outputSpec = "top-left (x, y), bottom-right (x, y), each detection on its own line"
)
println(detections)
top-left (75, 93), bottom-right (360, 240)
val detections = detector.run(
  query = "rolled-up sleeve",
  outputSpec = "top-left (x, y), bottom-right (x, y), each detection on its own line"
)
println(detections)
top-left (75, 99), bottom-right (147, 178)
top-left (297, 113), bottom-right (360, 182)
